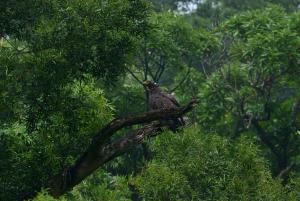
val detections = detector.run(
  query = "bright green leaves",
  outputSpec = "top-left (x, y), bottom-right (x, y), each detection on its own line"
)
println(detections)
top-left (196, 6), bottom-right (300, 180)
top-left (32, 170), bottom-right (132, 201)
top-left (0, 1), bottom-right (151, 198)
top-left (133, 127), bottom-right (291, 201)
top-left (0, 78), bottom-right (114, 200)
top-left (29, 0), bottom-right (150, 81)
top-left (134, 165), bottom-right (193, 201)
top-left (133, 12), bottom-right (219, 83)
top-left (34, 78), bottom-right (114, 167)
top-left (67, 170), bottom-right (132, 201)
top-left (223, 6), bottom-right (300, 78)
top-left (203, 6), bottom-right (300, 125)
top-left (222, 6), bottom-right (287, 39)
top-left (193, 0), bottom-right (300, 28)
top-left (0, 0), bottom-right (151, 129)
top-left (0, 0), bottom-right (56, 37)
top-left (1, 2), bottom-right (300, 200)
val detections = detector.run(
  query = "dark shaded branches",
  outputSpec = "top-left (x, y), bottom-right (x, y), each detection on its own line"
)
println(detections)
top-left (47, 100), bottom-right (198, 197)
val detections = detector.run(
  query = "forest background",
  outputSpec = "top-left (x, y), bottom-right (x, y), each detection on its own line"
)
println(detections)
top-left (1, 0), bottom-right (300, 200)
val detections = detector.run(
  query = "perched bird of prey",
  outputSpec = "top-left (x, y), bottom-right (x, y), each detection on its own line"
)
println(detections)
top-left (143, 81), bottom-right (185, 132)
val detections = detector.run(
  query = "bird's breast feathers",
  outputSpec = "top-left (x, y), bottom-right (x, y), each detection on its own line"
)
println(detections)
top-left (149, 93), bottom-right (178, 110)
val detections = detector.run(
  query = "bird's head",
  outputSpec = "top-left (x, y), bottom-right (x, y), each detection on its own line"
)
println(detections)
top-left (143, 80), bottom-right (159, 91)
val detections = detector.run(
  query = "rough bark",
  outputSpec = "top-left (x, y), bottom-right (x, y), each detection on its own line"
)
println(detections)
top-left (47, 100), bottom-right (198, 197)
top-left (252, 120), bottom-right (281, 159)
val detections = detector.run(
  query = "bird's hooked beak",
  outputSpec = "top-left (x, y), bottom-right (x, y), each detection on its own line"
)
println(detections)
top-left (142, 81), bottom-right (158, 89)
top-left (143, 80), bottom-right (158, 85)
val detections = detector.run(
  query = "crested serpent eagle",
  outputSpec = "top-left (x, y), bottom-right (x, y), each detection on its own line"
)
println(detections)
top-left (143, 81), bottom-right (185, 132)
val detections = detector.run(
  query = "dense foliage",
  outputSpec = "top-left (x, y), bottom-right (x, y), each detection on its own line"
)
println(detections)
top-left (1, 0), bottom-right (300, 200)
top-left (134, 128), bottom-right (295, 201)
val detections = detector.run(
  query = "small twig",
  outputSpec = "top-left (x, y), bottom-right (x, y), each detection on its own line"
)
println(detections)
top-left (152, 55), bottom-right (164, 80)
top-left (201, 61), bottom-right (209, 79)
top-left (170, 67), bottom-right (191, 93)
top-left (125, 65), bottom-right (144, 85)
top-left (277, 162), bottom-right (295, 179)
top-left (252, 120), bottom-right (281, 159)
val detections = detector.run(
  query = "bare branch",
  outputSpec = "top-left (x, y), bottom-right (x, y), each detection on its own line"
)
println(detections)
top-left (276, 162), bottom-right (295, 179)
top-left (143, 37), bottom-right (149, 81)
top-left (252, 120), bottom-right (280, 159)
top-left (153, 55), bottom-right (166, 82)
top-left (125, 66), bottom-right (144, 86)
top-left (170, 67), bottom-right (191, 93)
top-left (291, 99), bottom-right (300, 130)
top-left (200, 61), bottom-right (209, 79)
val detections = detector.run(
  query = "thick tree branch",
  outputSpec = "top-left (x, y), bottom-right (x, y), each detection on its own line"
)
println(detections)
top-left (47, 100), bottom-right (198, 197)
top-left (252, 120), bottom-right (281, 159)
top-left (103, 123), bottom-right (162, 158)
top-left (92, 99), bottom-right (198, 145)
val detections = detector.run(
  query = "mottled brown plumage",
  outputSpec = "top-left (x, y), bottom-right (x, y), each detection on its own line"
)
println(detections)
top-left (143, 81), bottom-right (185, 132)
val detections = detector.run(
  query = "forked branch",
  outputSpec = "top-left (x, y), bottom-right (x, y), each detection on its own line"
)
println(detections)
top-left (47, 100), bottom-right (198, 197)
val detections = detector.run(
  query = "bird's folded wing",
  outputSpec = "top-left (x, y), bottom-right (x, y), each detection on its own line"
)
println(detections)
top-left (160, 92), bottom-right (181, 107)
